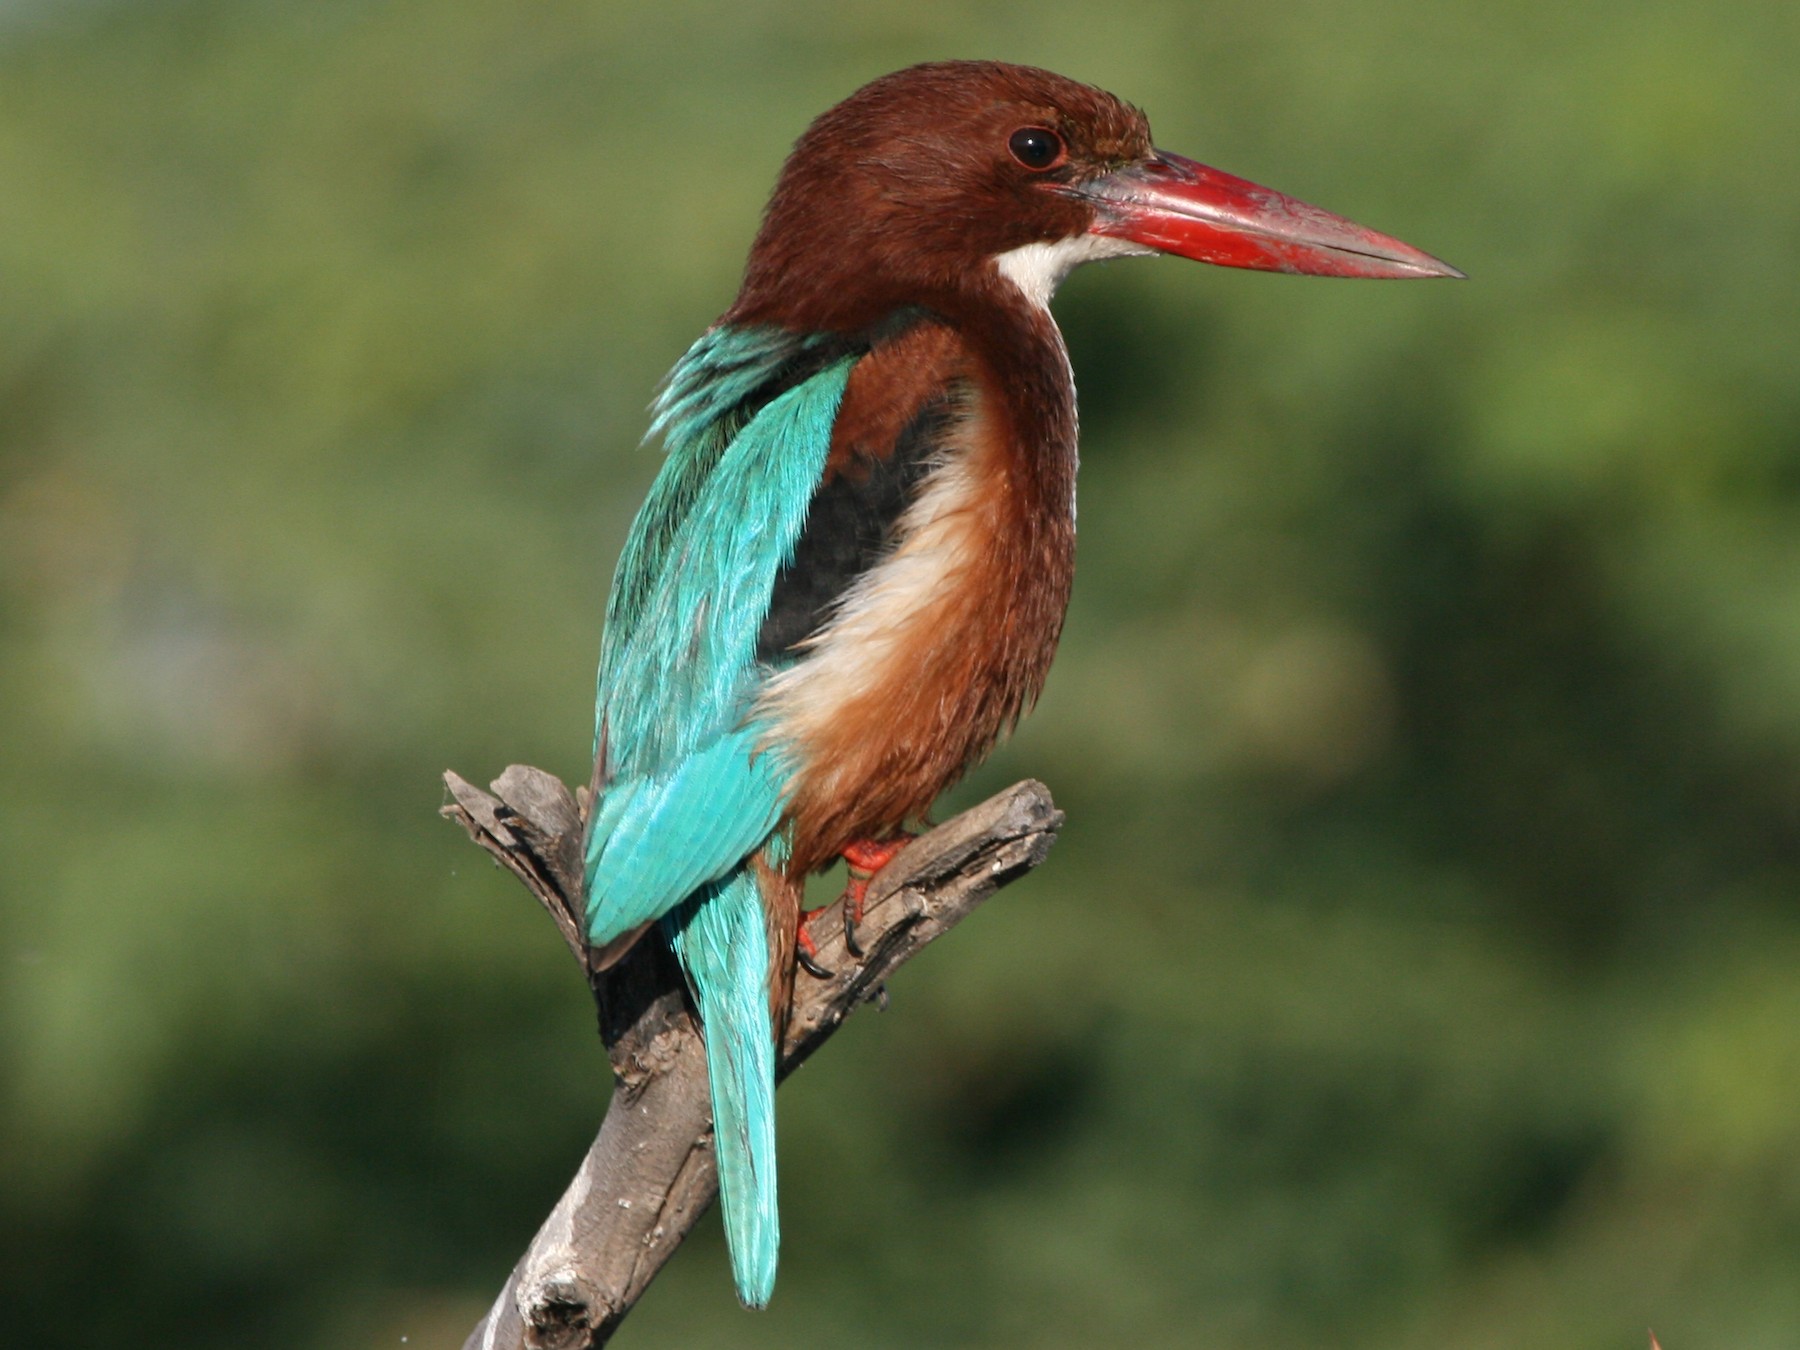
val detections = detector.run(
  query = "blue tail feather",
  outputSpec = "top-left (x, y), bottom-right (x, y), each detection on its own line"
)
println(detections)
top-left (665, 869), bottom-right (779, 1308)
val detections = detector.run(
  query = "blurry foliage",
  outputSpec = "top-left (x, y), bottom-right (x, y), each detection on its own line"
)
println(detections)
top-left (2, 1), bottom-right (1799, 1347)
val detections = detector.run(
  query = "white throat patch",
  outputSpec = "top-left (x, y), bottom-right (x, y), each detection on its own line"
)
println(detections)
top-left (992, 234), bottom-right (1156, 310)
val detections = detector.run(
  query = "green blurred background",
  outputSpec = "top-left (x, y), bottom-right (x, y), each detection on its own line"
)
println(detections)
top-left (4, 1), bottom-right (1798, 1346)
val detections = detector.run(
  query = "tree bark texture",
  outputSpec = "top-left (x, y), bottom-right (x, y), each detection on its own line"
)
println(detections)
top-left (442, 766), bottom-right (1062, 1349)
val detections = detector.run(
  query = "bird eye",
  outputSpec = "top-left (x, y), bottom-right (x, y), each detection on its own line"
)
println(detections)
top-left (1007, 126), bottom-right (1065, 171)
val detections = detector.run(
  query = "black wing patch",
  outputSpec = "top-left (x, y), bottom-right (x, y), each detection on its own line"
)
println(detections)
top-left (756, 393), bottom-right (963, 662)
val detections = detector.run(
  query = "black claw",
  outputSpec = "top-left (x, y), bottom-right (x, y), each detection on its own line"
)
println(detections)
top-left (797, 946), bottom-right (834, 980)
top-left (843, 906), bottom-right (864, 959)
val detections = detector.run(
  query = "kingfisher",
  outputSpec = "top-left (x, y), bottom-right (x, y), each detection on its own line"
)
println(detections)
top-left (581, 60), bottom-right (1459, 1308)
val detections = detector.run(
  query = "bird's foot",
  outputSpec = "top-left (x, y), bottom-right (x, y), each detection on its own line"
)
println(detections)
top-left (795, 835), bottom-right (916, 978)
top-left (839, 835), bottom-right (915, 958)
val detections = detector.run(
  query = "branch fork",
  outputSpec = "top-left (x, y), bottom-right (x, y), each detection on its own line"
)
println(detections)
top-left (442, 765), bottom-right (1061, 1349)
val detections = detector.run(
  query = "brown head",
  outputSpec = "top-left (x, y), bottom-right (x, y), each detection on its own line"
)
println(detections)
top-left (728, 60), bottom-right (1460, 334)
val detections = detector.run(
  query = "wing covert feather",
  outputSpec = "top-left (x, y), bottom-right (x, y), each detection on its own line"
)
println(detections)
top-left (584, 340), bottom-right (854, 940)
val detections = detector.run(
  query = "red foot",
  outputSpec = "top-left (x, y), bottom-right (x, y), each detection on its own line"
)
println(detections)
top-left (842, 835), bottom-right (911, 879)
top-left (839, 835), bottom-right (914, 956)
top-left (794, 835), bottom-right (917, 979)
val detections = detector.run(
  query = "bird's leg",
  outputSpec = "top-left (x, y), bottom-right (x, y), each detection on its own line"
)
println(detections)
top-left (839, 835), bottom-right (915, 958)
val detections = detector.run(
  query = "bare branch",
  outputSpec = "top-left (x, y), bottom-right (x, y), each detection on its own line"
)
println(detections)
top-left (443, 769), bottom-right (1062, 1349)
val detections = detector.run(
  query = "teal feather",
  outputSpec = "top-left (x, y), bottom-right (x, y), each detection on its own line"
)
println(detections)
top-left (646, 325), bottom-right (835, 453)
top-left (600, 324), bottom-right (844, 717)
top-left (587, 338), bottom-right (852, 930)
top-left (584, 324), bottom-right (855, 1305)
top-left (586, 725), bottom-right (785, 935)
top-left (665, 864), bottom-right (780, 1308)
top-left (596, 330), bottom-right (852, 774)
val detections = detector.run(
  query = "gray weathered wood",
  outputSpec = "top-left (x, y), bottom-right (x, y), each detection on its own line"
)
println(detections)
top-left (443, 769), bottom-right (1061, 1349)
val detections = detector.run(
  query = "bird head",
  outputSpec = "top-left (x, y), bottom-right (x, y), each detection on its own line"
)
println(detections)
top-left (729, 61), bottom-right (1459, 331)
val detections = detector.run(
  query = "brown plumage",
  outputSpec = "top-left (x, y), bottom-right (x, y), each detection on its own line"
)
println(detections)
top-left (726, 64), bottom-right (1143, 881)
top-left (684, 61), bottom-right (1454, 1006)
top-left (760, 305), bottom-right (1076, 876)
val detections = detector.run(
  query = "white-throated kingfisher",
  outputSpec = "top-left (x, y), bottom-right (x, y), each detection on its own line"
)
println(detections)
top-left (580, 60), bottom-right (1459, 1309)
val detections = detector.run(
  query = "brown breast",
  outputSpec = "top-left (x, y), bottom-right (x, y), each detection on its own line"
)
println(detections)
top-left (759, 300), bottom-right (1077, 875)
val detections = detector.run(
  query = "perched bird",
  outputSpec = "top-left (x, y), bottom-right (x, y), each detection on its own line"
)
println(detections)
top-left (582, 60), bottom-right (1459, 1308)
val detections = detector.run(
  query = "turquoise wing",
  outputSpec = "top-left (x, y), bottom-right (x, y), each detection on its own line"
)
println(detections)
top-left (584, 329), bottom-right (854, 944)
top-left (584, 724), bottom-right (784, 939)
